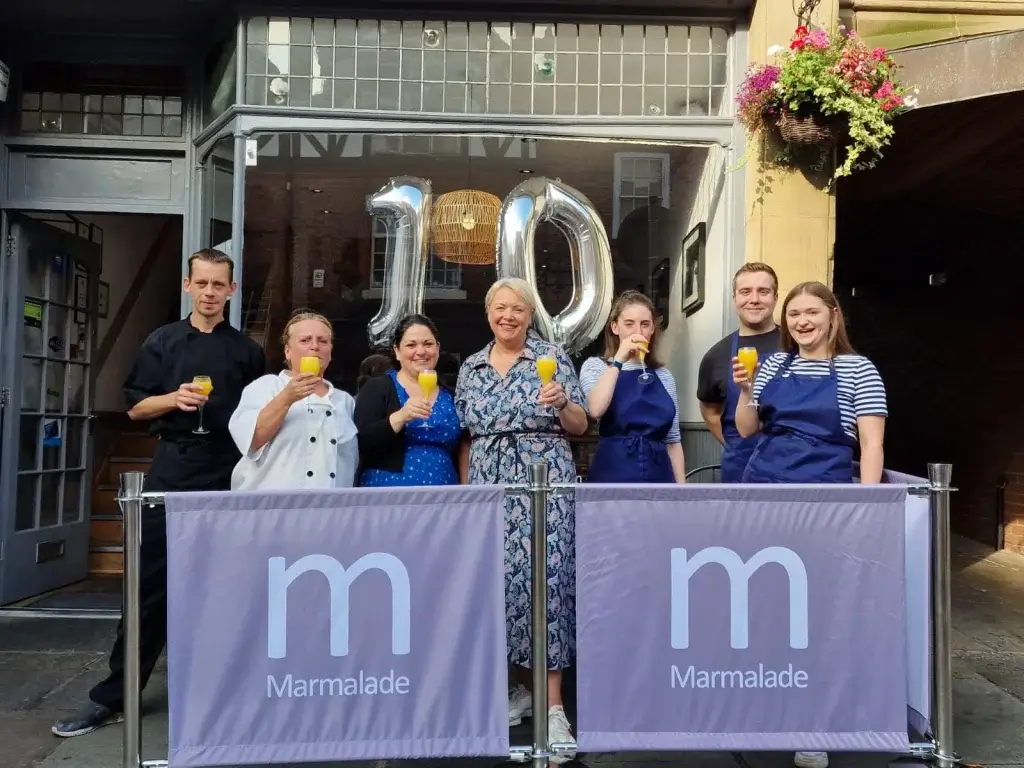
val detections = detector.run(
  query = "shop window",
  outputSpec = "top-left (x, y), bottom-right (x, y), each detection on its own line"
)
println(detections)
top-left (19, 63), bottom-right (185, 137)
top-left (613, 152), bottom-right (670, 238)
top-left (243, 18), bottom-right (730, 118)
top-left (370, 218), bottom-right (462, 290)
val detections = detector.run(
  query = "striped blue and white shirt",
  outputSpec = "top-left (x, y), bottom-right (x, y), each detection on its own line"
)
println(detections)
top-left (752, 352), bottom-right (888, 441)
top-left (579, 357), bottom-right (682, 444)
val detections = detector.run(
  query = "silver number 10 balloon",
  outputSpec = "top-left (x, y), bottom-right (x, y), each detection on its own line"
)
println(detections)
top-left (366, 175), bottom-right (612, 355)
top-left (496, 177), bottom-right (613, 355)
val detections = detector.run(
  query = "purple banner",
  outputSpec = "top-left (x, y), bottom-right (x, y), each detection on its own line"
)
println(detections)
top-left (575, 484), bottom-right (910, 752)
top-left (165, 486), bottom-right (509, 767)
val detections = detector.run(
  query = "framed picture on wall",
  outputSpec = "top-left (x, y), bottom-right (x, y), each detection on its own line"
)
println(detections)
top-left (681, 222), bottom-right (706, 317)
top-left (98, 281), bottom-right (110, 319)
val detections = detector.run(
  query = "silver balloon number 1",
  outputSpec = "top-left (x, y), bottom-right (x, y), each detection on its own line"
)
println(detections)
top-left (365, 176), bottom-right (433, 350)
top-left (496, 178), bottom-right (614, 355)
top-left (366, 175), bottom-right (613, 356)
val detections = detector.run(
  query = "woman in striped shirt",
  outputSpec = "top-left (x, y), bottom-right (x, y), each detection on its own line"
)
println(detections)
top-left (732, 281), bottom-right (887, 486)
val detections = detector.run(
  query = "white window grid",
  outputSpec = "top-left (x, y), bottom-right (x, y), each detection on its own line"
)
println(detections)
top-left (370, 218), bottom-right (462, 290)
top-left (245, 18), bottom-right (730, 117)
top-left (612, 152), bottom-right (671, 238)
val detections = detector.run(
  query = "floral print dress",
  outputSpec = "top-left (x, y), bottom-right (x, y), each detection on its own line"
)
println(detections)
top-left (455, 331), bottom-right (586, 670)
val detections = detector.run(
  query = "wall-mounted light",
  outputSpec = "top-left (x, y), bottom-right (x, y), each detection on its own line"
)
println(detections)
top-left (311, 188), bottom-right (323, 194)
top-left (519, 169), bottom-right (534, 174)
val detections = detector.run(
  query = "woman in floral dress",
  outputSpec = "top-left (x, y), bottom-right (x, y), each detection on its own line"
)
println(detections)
top-left (455, 277), bottom-right (589, 763)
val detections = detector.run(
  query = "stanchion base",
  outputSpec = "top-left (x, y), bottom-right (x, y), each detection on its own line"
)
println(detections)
top-left (510, 746), bottom-right (533, 762)
top-left (551, 741), bottom-right (578, 759)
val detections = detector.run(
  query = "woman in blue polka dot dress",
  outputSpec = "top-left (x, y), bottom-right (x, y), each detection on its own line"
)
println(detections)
top-left (354, 315), bottom-right (461, 487)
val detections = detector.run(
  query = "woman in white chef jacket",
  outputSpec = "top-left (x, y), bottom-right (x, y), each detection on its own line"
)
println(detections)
top-left (228, 311), bottom-right (358, 490)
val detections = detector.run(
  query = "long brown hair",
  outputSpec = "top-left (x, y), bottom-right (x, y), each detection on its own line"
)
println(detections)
top-left (779, 282), bottom-right (855, 357)
top-left (602, 290), bottom-right (663, 368)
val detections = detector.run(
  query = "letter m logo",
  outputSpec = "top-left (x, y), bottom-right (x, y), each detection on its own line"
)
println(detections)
top-left (266, 553), bottom-right (412, 659)
top-left (670, 546), bottom-right (809, 650)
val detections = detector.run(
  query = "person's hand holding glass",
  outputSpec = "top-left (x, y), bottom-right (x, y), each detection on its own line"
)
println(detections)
top-left (536, 355), bottom-right (568, 415)
top-left (417, 369), bottom-right (437, 429)
top-left (191, 376), bottom-right (213, 434)
top-left (732, 347), bottom-right (760, 407)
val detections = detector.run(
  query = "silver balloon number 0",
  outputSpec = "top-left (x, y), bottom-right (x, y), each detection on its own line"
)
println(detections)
top-left (496, 178), bottom-right (614, 355)
top-left (366, 175), bottom-right (612, 355)
top-left (365, 176), bottom-right (433, 350)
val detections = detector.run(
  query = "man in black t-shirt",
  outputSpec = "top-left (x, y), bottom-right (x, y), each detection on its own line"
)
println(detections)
top-left (696, 263), bottom-right (781, 482)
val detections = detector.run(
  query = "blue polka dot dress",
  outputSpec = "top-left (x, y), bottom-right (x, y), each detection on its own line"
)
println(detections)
top-left (359, 369), bottom-right (461, 487)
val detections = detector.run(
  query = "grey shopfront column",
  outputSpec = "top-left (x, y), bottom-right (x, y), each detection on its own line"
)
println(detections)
top-left (228, 130), bottom-right (246, 330)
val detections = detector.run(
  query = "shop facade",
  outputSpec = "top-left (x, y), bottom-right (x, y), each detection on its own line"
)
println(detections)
top-left (0, 0), bottom-right (847, 606)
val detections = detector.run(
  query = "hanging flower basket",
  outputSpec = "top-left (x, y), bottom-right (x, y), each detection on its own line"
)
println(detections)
top-left (776, 108), bottom-right (841, 146)
top-left (736, 25), bottom-right (919, 182)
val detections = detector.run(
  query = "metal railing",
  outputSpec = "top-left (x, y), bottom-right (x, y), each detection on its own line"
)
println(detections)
top-left (116, 463), bottom-right (959, 768)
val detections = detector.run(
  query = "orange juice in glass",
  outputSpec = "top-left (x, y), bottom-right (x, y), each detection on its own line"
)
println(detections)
top-left (737, 346), bottom-right (759, 406)
top-left (192, 376), bottom-right (213, 434)
top-left (299, 356), bottom-right (321, 376)
top-left (635, 340), bottom-right (653, 382)
top-left (417, 369), bottom-right (437, 429)
top-left (536, 356), bottom-right (557, 386)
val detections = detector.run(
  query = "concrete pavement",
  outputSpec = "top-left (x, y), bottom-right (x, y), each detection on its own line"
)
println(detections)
top-left (2, 535), bottom-right (1023, 768)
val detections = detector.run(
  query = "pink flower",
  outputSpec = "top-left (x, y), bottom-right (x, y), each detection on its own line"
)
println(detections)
top-left (806, 29), bottom-right (830, 49)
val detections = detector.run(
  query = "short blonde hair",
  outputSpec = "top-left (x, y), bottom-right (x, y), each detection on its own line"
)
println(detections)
top-left (281, 310), bottom-right (333, 348)
top-left (485, 278), bottom-right (536, 313)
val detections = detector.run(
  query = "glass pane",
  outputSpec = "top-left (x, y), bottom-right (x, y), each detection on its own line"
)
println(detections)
top-left (25, 248), bottom-right (46, 297)
top-left (47, 252), bottom-right (69, 300)
top-left (40, 473), bottom-right (61, 527)
top-left (48, 304), bottom-right (70, 358)
top-left (44, 361), bottom-right (67, 413)
top-left (42, 418), bottom-right (64, 470)
top-left (21, 358), bottom-right (44, 412)
top-left (65, 417), bottom-right (86, 469)
top-left (19, 417), bottom-right (40, 471)
top-left (15, 474), bottom-right (39, 531)
top-left (63, 471), bottom-right (85, 523)
top-left (68, 363), bottom-right (88, 414)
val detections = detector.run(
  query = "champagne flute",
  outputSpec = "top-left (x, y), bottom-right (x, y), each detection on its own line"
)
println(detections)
top-left (299, 356), bottom-right (320, 413)
top-left (737, 346), bottom-right (759, 407)
top-left (636, 340), bottom-right (653, 383)
top-left (192, 376), bottom-right (213, 435)
top-left (417, 369), bottom-right (438, 430)
top-left (536, 356), bottom-right (557, 415)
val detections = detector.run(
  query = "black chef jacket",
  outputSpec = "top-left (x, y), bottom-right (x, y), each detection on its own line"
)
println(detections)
top-left (123, 317), bottom-right (266, 492)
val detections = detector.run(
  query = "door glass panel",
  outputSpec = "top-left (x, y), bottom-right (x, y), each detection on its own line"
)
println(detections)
top-left (24, 247), bottom-right (46, 297)
top-left (68, 363), bottom-right (87, 414)
top-left (21, 359), bottom-right (43, 412)
top-left (15, 474), bottom-right (38, 531)
top-left (39, 473), bottom-right (61, 527)
top-left (42, 418), bottom-right (64, 470)
top-left (23, 303), bottom-right (44, 355)
top-left (48, 304), bottom-right (70, 358)
top-left (19, 417), bottom-right (40, 471)
top-left (66, 417), bottom-right (85, 469)
top-left (62, 471), bottom-right (84, 523)
top-left (44, 361), bottom-right (67, 412)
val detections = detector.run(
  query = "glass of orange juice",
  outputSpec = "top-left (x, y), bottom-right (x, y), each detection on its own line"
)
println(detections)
top-left (737, 346), bottom-right (759, 406)
top-left (417, 369), bottom-right (437, 429)
top-left (636, 340), bottom-right (653, 383)
top-left (536, 356), bottom-right (557, 414)
top-left (299, 356), bottom-right (321, 376)
top-left (192, 376), bottom-right (213, 435)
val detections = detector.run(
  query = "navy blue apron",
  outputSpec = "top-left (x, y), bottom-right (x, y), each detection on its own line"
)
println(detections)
top-left (720, 332), bottom-right (762, 483)
top-left (587, 368), bottom-right (676, 484)
top-left (741, 353), bottom-right (854, 484)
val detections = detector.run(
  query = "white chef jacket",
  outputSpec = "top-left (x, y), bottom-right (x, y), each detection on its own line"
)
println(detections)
top-left (228, 372), bottom-right (359, 492)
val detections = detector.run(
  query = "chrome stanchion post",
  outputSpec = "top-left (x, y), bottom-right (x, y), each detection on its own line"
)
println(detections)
top-left (528, 462), bottom-right (551, 768)
top-left (118, 471), bottom-right (145, 768)
top-left (928, 463), bottom-right (959, 768)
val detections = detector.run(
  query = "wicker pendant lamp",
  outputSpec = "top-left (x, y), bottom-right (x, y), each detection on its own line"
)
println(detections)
top-left (430, 189), bottom-right (502, 265)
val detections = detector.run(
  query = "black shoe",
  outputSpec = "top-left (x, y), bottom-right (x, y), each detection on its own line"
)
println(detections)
top-left (51, 702), bottom-right (124, 738)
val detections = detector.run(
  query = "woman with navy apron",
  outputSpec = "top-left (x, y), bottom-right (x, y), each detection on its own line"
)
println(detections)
top-left (732, 281), bottom-right (888, 768)
top-left (581, 291), bottom-right (685, 483)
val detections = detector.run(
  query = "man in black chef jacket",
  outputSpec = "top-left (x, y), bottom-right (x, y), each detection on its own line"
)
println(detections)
top-left (52, 248), bottom-right (265, 738)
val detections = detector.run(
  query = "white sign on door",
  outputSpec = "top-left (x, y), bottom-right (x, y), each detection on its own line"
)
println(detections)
top-left (312, 269), bottom-right (325, 288)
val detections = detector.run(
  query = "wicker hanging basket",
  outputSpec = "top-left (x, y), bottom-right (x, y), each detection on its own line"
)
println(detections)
top-left (776, 108), bottom-right (841, 146)
top-left (430, 189), bottom-right (502, 265)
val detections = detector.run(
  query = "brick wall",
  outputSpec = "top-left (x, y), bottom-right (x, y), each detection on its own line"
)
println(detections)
top-left (834, 198), bottom-right (1022, 549)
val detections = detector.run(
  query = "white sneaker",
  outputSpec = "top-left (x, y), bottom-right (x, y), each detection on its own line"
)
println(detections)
top-left (547, 705), bottom-right (577, 765)
top-left (794, 752), bottom-right (829, 768)
top-left (509, 684), bottom-right (532, 726)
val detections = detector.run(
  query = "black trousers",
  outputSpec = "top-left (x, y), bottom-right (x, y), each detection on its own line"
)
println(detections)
top-left (89, 440), bottom-right (234, 711)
